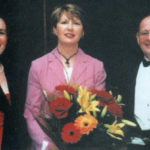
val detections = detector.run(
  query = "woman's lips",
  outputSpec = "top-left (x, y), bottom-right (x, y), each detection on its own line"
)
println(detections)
top-left (65, 33), bottom-right (75, 38)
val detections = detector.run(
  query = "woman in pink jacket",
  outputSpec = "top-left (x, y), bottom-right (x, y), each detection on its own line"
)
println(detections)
top-left (24, 4), bottom-right (106, 150)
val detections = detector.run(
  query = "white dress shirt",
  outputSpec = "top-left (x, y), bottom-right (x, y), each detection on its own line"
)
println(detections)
top-left (64, 67), bottom-right (73, 84)
top-left (134, 60), bottom-right (150, 130)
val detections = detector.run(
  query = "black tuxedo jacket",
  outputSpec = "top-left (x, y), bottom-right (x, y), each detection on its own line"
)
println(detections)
top-left (121, 60), bottom-right (141, 119)
top-left (107, 55), bottom-right (150, 144)
top-left (106, 57), bottom-right (141, 119)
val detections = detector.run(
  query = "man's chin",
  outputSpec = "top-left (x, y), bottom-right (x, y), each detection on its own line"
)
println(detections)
top-left (144, 53), bottom-right (150, 60)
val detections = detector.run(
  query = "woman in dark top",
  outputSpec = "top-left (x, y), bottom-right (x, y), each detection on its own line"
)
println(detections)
top-left (0, 16), bottom-right (11, 149)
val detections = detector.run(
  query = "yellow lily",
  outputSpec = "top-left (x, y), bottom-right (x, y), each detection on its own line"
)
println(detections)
top-left (104, 120), bottom-right (125, 140)
top-left (116, 94), bottom-right (122, 103)
top-left (107, 132), bottom-right (123, 140)
top-left (77, 86), bottom-right (100, 115)
top-left (122, 119), bottom-right (136, 127)
top-left (63, 90), bottom-right (70, 100)
top-left (101, 105), bottom-right (107, 118)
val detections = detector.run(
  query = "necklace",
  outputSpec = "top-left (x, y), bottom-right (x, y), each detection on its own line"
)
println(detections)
top-left (57, 49), bottom-right (78, 66)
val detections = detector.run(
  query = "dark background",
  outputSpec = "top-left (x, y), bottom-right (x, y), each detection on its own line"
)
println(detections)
top-left (0, 0), bottom-right (150, 149)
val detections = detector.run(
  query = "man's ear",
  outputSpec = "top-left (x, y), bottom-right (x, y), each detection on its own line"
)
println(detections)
top-left (136, 32), bottom-right (139, 45)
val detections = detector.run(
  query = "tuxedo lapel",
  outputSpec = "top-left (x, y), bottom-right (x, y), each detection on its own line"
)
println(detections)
top-left (128, 60), bottom-right (141, 117)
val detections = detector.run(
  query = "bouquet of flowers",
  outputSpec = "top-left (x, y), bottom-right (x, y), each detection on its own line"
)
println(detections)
top-left (36, 84), bottom-right (136, 150)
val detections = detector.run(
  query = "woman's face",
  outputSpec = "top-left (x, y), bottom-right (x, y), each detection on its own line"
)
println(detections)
top-left (53, 12), bottom-right (84, 46)
top-left (0, 18), bottom-right (7, 55)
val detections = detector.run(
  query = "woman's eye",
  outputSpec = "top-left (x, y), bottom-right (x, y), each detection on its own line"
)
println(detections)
top-left (74, 22), bottom-right (80, 25)
top-left (60, 21), bottom-right (67, 24)
top-left (0, 31), bottom-right (6, 35)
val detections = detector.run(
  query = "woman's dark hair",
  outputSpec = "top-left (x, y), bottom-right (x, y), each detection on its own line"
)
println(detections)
top-left (50, 4), bottom-right (85, 29)
top-left (0, 15), bottom-right (10, 64)
top-left (0, 14), bottom-right (8, 36)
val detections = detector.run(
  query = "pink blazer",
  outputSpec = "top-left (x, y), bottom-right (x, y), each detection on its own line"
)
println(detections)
top-left (24, 48), bottom-right (106, 150)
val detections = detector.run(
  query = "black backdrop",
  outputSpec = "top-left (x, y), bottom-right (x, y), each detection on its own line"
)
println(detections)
top-left (0, 0), bottom-right (150, 149)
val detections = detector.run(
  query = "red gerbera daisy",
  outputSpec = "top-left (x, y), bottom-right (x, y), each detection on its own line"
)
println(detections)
top-left (61, 122), bottom-right (82, 143)
top-left (55, 85), bottom-right (75, 94)
top-left (107, 103), bottom-right (123, 117)
top-left (49, 98), bottom-right (72, 119)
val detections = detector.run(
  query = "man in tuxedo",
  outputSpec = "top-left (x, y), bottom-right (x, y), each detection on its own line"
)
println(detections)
top-left (121, 15), bottom-right (150, 149)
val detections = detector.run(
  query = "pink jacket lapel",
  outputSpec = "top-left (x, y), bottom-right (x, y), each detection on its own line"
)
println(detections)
top-left (47, 49), bottom-right (67, 84)
top-left (47, 48), bottom-right (90, 85)
top-left (70, 48), bottom-right (88, 85)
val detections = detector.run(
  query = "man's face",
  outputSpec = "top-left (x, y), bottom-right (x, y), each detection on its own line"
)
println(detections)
top-left (137, 16), bottom-right (150, 59)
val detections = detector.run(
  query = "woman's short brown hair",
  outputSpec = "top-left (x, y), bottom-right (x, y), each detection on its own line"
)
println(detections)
top-left (51, 4), bottom-right (85, 29)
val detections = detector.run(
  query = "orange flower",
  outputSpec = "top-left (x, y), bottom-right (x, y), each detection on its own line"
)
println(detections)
top-left (74, 114), bottom-right (98, 135)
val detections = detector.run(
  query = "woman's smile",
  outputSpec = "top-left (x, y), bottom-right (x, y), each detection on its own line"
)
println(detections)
top-left (65, 33), bottom-right (75, 38)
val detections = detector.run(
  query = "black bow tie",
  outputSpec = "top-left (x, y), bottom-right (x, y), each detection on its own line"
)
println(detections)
top-left (143, 59), bottom-right (150, 67)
